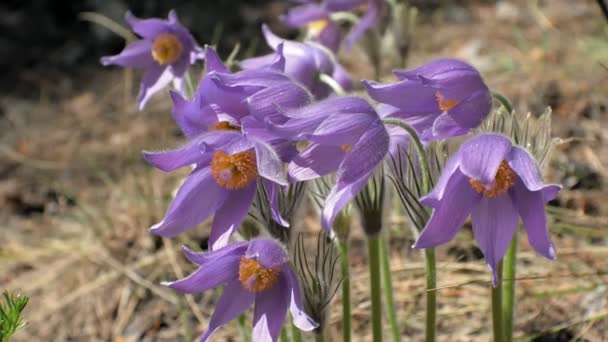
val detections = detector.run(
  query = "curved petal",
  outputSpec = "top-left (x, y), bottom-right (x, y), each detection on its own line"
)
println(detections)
top-left (443, 90), bottom-right (492, 129)
top-left (309, 112), bottom-right (376, 145)
top-left (331, 62), bottom-right (353, 91)
top-left (284, 267), bottom-right (318, 331)
top-left (262, 179), bottom-right (290, 227)
top-left (162, 253), bottom-right (241, 293)
top-left (170, 90), bottom-right (217, 138)
top-left (199, 280), bottom-right (256, 342)
top-left (245, 239), bottom-right (289, 269)
top-left (253, 139), bottom-right (288, 186)
top-left (317, 21), bottom-right (342, 52)
top-left (507, 146), bottom-right (562, 200)
top-left (252, 276), bottom-right (290, 342)
top-left (363, 80), bottom-right (439, 116)
top-left (100, 40), bottom-right (154, 68)
top-left (283, 4), bottom-right (327, 27)
top-left (394, 58), bottom-right (476, 81)
top-left (509, 179), bottom-right (556, 260)
top-left (419, 153), bottom-right (460, 208)
top-left (240, 53), bottom-right (277, 71)
top-left (204, 46), bottom-right (229, 73)
top-left (471, 195), bottom-right (519, 286)
top-left (181, 242), bottom-right (248, 265)
top-left (426, 112), bottom-right (470, 141)
top-left (209, 183), bottom-right (256, 250)
top-left (414, 170), bottom-right (481, 248)
top-left (149, 167), bottom-right (227, 237)
top-left (288, 144), bottom-right (345, 182)
top-left (125, 11), bottom-right (169, 38)
top-left (344, 1), bottom-right (381, 49)
top-left (137, 65), bottom-right (173, 110)
top-left (246, 82), bottom-right (312, 121)
top-left (458, 133), bottom-right (513, 187)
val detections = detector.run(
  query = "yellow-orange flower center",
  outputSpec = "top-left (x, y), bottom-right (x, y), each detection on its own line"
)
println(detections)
top-left (340, 144), bottom-right (353, 153)
top-left (208, 121), bottom-right (241, 132)
top-left (151, 33), bottom-right (183, 65)
top-left (435, 91), bottom-right (458, 112)
top-left (307, 19), bottom-right (329, 37)
top-left (210, 150), bottom-right (257, 190)
top-left (238, 257), bottom-right (281, 292)
top-left (469, 161), bottom-right (516, 197)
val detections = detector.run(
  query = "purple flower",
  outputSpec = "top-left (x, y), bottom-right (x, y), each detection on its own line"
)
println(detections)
top-left (164, 239), bottom-right (318, 341)
top-left (283, 2), bottom-right (342, 52)
top-left (414, 133), bottom-right (561, 285)
top-left (101, 10), bottom-right (204, 110)
top-left (144, 131), bottom-right (289, 250)
top-left (240, 25), bottom-right (353, 100)
top-left (325, 0), bottom-right (385, 49)
top-left (276, 96), bottom-right (407, 230)
top-left (170, 47), bottom-right (312, 144)
top-left (363, 58), bottom-right (492, 142)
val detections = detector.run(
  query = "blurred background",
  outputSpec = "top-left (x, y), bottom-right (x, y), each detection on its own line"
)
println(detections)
top-left (1, 0), bottom-right (607, 341)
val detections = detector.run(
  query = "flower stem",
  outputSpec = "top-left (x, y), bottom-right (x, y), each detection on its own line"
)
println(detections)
top-left (424, 248), bottom-right (437, 342)
top-left (492, 262), bottom-right (505, 342)
top-left (237, 313), bottom-right (250, 342)
top-left (280, 327), bottom-right (289, 342)
top-left (502, 236), bottom-right (517, 342)
top-left (380, 236), bottom-right (401, 342)
top-left (338, 239), bottom-right (352, 342)
top-left (492, 92), bottom-right (514, 114)
top-left (367, 235), bottom-right (384, 342)
top-left (291, 320), bottom-right (302, 342)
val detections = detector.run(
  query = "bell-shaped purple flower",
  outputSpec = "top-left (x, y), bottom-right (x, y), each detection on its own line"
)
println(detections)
top-left (144, 131), bottom-right (289, 250)
top-left (164, 239), bottom-right (318, 341)
top-left (101, 10), bottom-right (204, 110)
top-left (274, 96), bottom-right (406, 230)
top-left (240, 25), bottom-right (353, 100)
top-left (414, 133), bottom-right (561, 285)
top-left (363, 58), bottom-right (492, 142)
top-left (283, 2), bottom-right (342, 52)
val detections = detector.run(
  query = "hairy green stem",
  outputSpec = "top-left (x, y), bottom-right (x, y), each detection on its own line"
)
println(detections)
top-left (338, 239), bottom-right (352, 342)
top-left (424, 249), bottom-right (437, 342)
top-left (492, 262), bottom-right (505, 342)
top-left (280, 327), bottom-right (289, 342)
top-left (380, 236), bottom-right (401, 342)
top-left (237, 313), bottom-right (250, 342)
top-left (383, 117), bottom-right (436, 342)
top-left (502, 236), bottom-right (517, 342)
top-left (492, 92), bottom-right (513, 114)
top-left (368, 236), bottom-right (384, 342)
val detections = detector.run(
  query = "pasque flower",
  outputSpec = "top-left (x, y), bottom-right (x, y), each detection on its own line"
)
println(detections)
top-left (101, 10), bottom-right (204, 110)
top-left (363, 58), bottom-right (492, 142)
top-left (414, 133), bottom-right (561, 285)
top-left (283, 1), bottom-right (342, 52)
top-left (164, 239), bottom-right (318, 341)
top-left (271, 96), bottom-right (408, 231)
top-left (145, 132), bottom-right (289, 250)
top-left (240, 25), bottom-right (352, 100)
top-left (325, 0), bottom-right (385, 49)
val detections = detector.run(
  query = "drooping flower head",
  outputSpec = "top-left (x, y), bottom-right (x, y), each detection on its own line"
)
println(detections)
top-left (240, 25), bottom-right (353, 100)
top-left (101, 10), bottom-right (204, 110)
top-left (364, 58), bottom-right (492, 142)
top-left (283, 1), bottom-right (342, 52)
top-left (271, 96), bottom-right (408, 231)
top-left (414, 133), bottom-right (561, 285)
top-left (164, 239), bottom-right (318, 341)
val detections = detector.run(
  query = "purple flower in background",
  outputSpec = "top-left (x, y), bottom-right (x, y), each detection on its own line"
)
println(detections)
top-left (283, 2), bottom-right (342, 52)
top-left (363, 58), bottom-right (492, 142)
top-left (144, 131), bottom-right (289, 250)
top-left (274, 96), bottom-right (407, 230)
top-left (241, 25), bottom-right (353, 99)
top-left (164, 239), bottom-right (318, 341)
top-left (325, 0), bottom-right (385, 49)
top-left (414, 133), bottom-right (561, 285)
top-left (101, 10), bottom-right (204, 110)
top-left (169, 47), bottom-right (312, 142)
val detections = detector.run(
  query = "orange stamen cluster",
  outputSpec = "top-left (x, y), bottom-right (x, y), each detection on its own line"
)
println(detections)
top-left (469, 161), bottom-right (516, 197)
top-left (210, 150), bottom-right (257, 190)
top-left (435, 91), bottom-right (458, 112)
top-left (151, 33), bottom-right (183, 65)
top-left (238, 257), bottom-right (281, 292)
top-left (209, 121), bottom-right (241, 132)
top-left (340, 144), bottom-right (353, 153)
